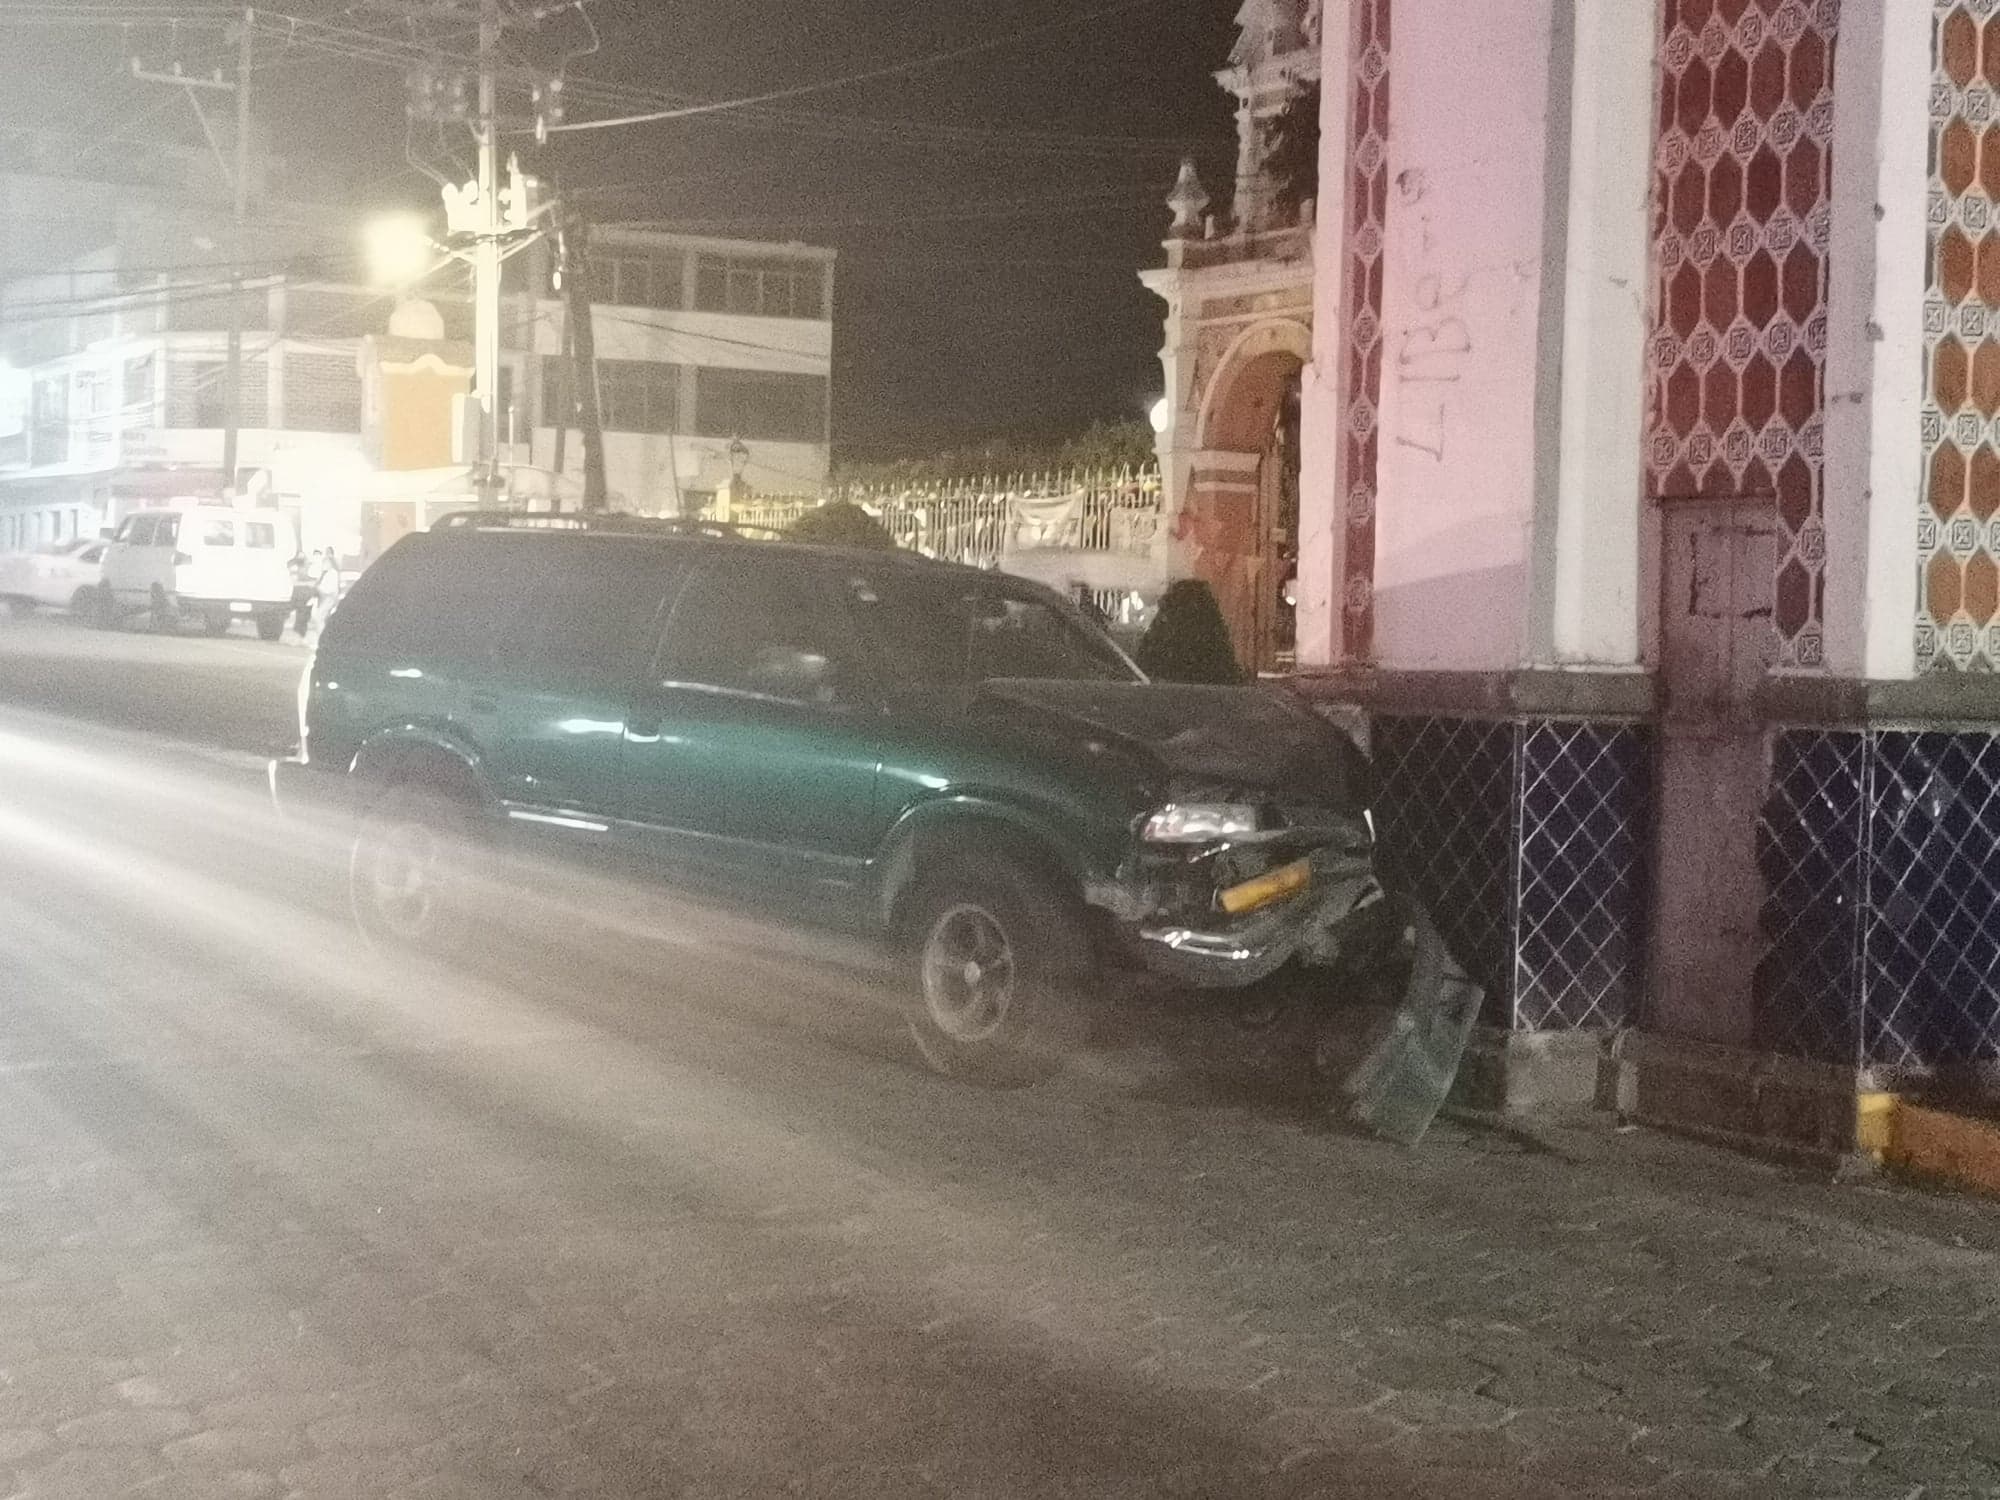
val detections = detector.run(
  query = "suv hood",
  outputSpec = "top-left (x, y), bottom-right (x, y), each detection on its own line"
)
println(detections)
top-left (975, 679), bottom-right (1369, 813)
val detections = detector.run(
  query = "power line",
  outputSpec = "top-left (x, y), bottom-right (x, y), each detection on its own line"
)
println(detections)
top-left (546, 0), bottom-right (1178, 134)
top-left (605, 185), bottom-right (1167, 237)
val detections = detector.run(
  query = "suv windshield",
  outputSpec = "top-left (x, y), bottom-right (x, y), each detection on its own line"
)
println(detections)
top-left (843, 569), bottom-right (1140, 686)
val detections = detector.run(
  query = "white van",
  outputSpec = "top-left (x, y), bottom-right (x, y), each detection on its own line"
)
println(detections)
top-left (98, 505), bottom-right (296, 639)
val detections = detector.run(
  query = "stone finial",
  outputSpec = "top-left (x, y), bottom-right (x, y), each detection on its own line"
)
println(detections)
top-left (1230, 0), bottom-right (1308, 71)
top-left (1167, 157), bottom-right (1211, 238)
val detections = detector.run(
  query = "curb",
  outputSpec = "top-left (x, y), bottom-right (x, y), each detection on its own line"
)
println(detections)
top-left (1862, 1095), bottom-right (2000, 1198)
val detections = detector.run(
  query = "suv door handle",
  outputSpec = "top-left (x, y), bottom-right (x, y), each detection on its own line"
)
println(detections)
top-left (468, 693), bottom-right (498, 715)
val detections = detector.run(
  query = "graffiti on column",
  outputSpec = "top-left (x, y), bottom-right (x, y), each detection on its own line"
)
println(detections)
top-left (1386, 166), bottom-right (1473, 467)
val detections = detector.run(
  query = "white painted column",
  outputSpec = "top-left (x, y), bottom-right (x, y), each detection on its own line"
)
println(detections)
top-left (1372, 0), bottom-right (1555, 671)
top-left (1535, 0), bottom-right (1653, 668)
top-left (1821, 0), bottom-right (1931, 681)
top-left (1295, 0), bottom-right (1357, 670)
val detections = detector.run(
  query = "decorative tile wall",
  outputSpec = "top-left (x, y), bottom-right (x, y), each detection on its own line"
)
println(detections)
top-left (1647, 0), bottom-right (1840, 669)
top-left (1338, 0), bottom-right (1390, 663)
top-left (1515, 723), bottom-right (1652, 1031)
top-left (1756, 727), bottom-right (2000, 1070)
top-left (1371, 715), bottom-right (1518, 1011)
top-left (1369, 715), bottom-right (1650, 1032)
top-left (1755, 730), bottom-right (1866, 1062)
top-left (1920, 2), bottom-right (2000, 672)
top-left (1863, 731), bottom-right (2000, 1067)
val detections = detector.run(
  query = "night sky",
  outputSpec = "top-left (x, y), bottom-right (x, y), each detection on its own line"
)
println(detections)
top-left (1, 0), bottom-right (1241, 462)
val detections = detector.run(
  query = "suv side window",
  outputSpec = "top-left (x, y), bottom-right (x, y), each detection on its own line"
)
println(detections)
top-left (321, 534), bottom-right (530, 661)
top-left (123, 516), bottom-right (157, 547)
top-left (498, 542), bottom-right (688, 689)
top-left (154, 514), bottom-right (180, 548)
top-left (658, 556), bottom-right (857, 705)
top-left (840, 569), bottom-right (1138, 685)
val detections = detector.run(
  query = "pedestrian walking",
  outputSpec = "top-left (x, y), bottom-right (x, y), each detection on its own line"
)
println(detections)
top-left (288, 550), bottom-right (315, 640)
top-left (303, 549), bottom-right (341, 648)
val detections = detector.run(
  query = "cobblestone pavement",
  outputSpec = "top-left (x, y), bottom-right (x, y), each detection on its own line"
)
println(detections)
top-left (0, 694), bottom-right (1998, 1497)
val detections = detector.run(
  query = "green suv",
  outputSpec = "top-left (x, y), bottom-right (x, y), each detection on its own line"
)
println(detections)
top-left (271, 513), bottom-right (1383, 1082)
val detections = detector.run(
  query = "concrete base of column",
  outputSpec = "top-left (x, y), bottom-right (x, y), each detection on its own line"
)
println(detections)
top-left (1604, 1031), bottom-right (1886, 1170)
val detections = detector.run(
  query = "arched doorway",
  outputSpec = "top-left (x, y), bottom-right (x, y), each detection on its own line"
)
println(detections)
top-left (1179, 319), bottom-right (1309, 674)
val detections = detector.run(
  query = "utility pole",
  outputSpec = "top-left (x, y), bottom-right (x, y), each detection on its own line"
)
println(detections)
top-left (559, 209), bottom-right (607, 512)
top-left (131, 12), bottom-right (255, 499)
top-left (473, 0), bottom-right (503, 504)
top-left (221, 7), bottom-right (253, 497)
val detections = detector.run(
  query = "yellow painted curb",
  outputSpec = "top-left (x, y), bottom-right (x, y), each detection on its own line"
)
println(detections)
top-left (1862, 1094), bottom-right (2000, 1198)
top-left (1855, 1091), bottom-right (1898, 1157)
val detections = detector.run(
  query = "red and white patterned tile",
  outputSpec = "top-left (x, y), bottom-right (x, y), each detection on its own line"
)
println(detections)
top-left (1338, 0), bottom-right (1390, 662)
top-left (1647, 0), bottom-right (1839, 669)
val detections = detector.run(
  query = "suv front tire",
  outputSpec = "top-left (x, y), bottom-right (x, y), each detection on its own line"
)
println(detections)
top-left (902, 854), bottom-right (1089, 1086)
top-left (350, 785), bottom-right (484, 957)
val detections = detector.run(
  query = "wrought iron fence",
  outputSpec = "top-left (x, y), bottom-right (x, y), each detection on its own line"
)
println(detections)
top-left (732, 466), bottom-right (1163, 569)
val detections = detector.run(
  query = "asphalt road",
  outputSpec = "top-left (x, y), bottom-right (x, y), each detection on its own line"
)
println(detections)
top-left (1, 614), bottom-right (1999, 1499)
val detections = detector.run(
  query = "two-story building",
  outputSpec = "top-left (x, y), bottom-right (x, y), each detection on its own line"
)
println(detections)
top-left (0, 148), bottom-right (833, 560)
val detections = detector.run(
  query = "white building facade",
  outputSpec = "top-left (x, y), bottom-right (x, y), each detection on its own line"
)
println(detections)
top-left (0, 196), bottom-right (833, 560)
top-left (527, 229), bottom-right (835, 511)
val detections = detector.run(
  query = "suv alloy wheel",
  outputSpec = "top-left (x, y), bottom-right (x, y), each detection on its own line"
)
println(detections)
top-left (902, 855), bottom-right (1089, 1086)
top-left (349, 786), bottom-right (483, 956)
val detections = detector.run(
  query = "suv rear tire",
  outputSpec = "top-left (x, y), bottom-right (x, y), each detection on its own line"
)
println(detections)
top-left (350, 786), bottom-right (484, 957)
top-left (901, 855), bottom-right (1089, 1086)
top-left (254, 609), bottom-right (285, 642)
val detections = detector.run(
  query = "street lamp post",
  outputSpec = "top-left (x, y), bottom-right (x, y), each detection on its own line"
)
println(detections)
top-left (717, 436), bottom-right (751, 524)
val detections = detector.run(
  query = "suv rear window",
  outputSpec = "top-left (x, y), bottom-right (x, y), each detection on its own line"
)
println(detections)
top-left (321, 534), bottom-right (530, 660)
top-left (243, 521), bottom-right (276, 549)
top-left (200, 518), bottom-right (236, 547)
top-left (840, 570), bottom-right (1138, 686)
top-left (496, 542), bottom-right (687, 688)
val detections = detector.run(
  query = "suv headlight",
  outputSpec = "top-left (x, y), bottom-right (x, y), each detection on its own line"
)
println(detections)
top-left (1141, 803), bottom-right (1260, 844)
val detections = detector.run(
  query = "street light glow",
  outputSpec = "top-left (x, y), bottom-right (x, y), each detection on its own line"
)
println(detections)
top-left (364, 213), bottom-right (435, 287)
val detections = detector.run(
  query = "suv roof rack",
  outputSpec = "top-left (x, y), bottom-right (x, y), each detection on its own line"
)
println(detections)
top-left (431, 510), bottom-right (782, 542)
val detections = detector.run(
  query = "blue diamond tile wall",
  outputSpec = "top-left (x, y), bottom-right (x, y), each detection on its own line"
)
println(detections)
top-left (1755, 730), bottom-right (1866, 1063)
top-left (1756, 727), bottom-right (2000, 1070)
top-left (1369, 715), bottom-right (1650, 1032)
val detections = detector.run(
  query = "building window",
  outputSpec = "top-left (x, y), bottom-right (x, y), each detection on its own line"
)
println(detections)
top-left (76, 369), bottom-right (111, 453)
top-left (590, 252), bottom-right (683, 310)
top-left (281, 352), bottom-right (361, 432)
top-left (693, 368), bottom-right (826, 444)
top-left (540, 356), bottom-right (678, 434)
top-left (167, 357), bottom-right (268, 428)
top-left (124, 354), bottom-right (155, 413)
top-left (31, 376), bottom-right (68, 465)
top-left (170, 360), bottom-right (225, 428)
top-left (692, 255), bottom-right (826, 319)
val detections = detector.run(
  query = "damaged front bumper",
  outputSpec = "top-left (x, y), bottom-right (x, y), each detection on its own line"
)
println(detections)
top-left (1094, 839), bottom-right (1386, 990)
